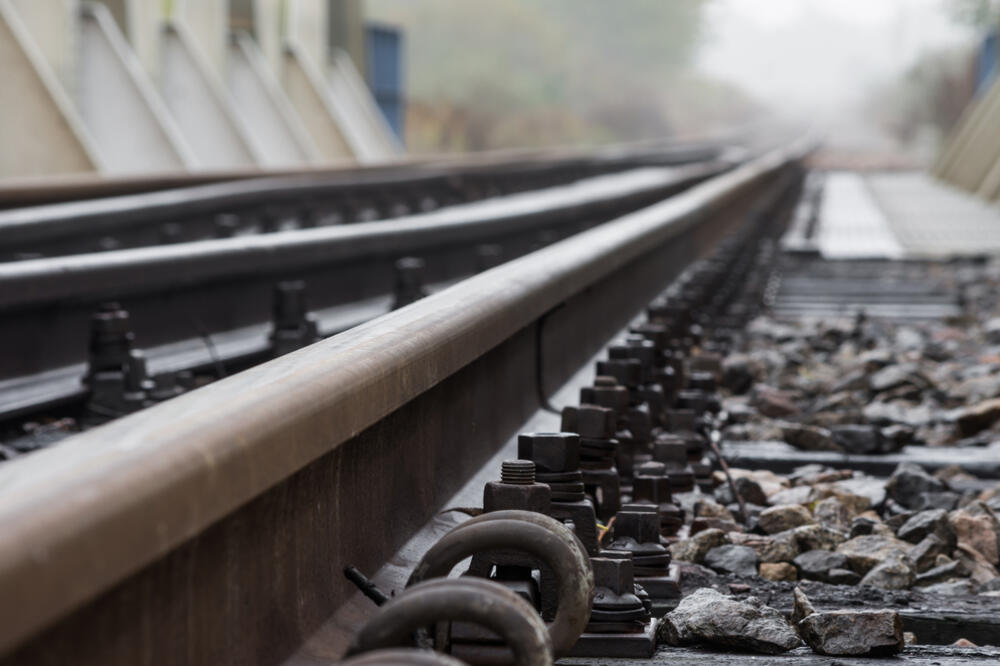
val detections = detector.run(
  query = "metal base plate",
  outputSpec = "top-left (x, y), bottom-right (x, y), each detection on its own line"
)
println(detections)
top-left (567, 618), bottom-right (658, 659)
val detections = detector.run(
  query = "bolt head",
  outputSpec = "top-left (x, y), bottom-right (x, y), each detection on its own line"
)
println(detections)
top-left (517, 432), bottom-right (580, 473)
top-left (613, 504), bottom-right (661, 544)
top-left (591, 553), bottom-right (635, 595)
top-left (560, 405), bottom-right (616, 439)
top-left (483, 480), bottom-right (551, 514)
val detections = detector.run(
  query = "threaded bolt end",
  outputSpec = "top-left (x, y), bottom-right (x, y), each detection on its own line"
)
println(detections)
top-left (501, 459), bottom-right (535, 485)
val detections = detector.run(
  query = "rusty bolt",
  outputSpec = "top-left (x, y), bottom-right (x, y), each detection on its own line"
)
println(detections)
top-left (484, 460), bottom-right (550, 514)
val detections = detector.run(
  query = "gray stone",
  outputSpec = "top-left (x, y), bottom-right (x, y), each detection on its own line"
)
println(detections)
top-left (663, 587), bottom-right (801, 654)
top-left (813, 497), bottom-right (850, 532)
top-left (917, 560), bottom-right (968, 586)
top-left (704, 545), bottom-right (758, 577)
top-left (790, 586), bottom-right (814, 626)
top-left (798, 609), bottom-right (904, 656)
top-left (828, 567), bottom-right (861, 585)
top-left (788, 524), bottom-right (848, 552)
top-left (793, 550), bottom-right (849, 583)
top-left (730, 532), bottom-right (800, 564)
top-left (869, 364), bottom-right (925, 393)
top-left (835, 477), bottom-right (886, 510)
top-left (781, 423), bottom-right (840, 452)
top-left (885, 463), bottom-right (947, 510)
top-left (759, 504), bottom-right (814, 534)
top-left (830, 424), bottom-right (884, 454)
top-left (908, 534), bottom-right (950, 573)
top-left (881, 424), bottom-right (916, 448)
top-left (898, 509), bottom-right (955, 546)
top-left (850, 516), bottom-right (877, 537)
top-left (717, 477), bottom-right (768, 507)
top-left (671, 528), bottom-right (730, 564)
top-left (837, 535), bottom-right (912, 574)
top-left (917, 491), bottom-right (961, 511)
top-left (767, 485), bottom-right (812, 506)
top-left (860, 552), bottom-right (915, 590)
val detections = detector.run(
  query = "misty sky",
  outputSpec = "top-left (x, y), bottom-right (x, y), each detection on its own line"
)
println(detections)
top-left (698, 0), bottom-right (974, 118)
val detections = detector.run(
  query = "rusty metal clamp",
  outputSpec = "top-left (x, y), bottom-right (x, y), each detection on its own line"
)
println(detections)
top-left (406, 509), bottom-right (594, 659)
top-left (346, 578), bottom-right (552, 666)
top-left (338, 648), bottom-right (468, 665)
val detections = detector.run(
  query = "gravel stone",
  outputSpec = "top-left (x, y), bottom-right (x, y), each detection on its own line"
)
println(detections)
top-left (790, 586), bottom-right (814, 626)
top-left (897, 509), bottom-right (955, 545)
top-left (788, 524), bottom-right (848, 552)
top-left (704, 545), bottom-right (759, 577)
top-left (671, 528), bottom-right (730, 564)
top-left (759, 504), bottom-right (814, 534)
top-left (885, 463), bottom-right (946, 510)
top-left (827, 567), bottom-right (861, 585)
top-left (837, 535), bottom-right (913, 574)
top-left (781, 423), bottom-right (840, 452)
top-left (830, 424), bottom-right (887, 454)
top-left (663, 587), bottom-right (801, 654)
top-left (798, 609), bottom-right (904, 656)
top-left (908, 534), bottom-right (950, 573)
top-left (759, 562), bottom-right (797, 581)
top-left (793, 549), bottom-right (849, 582)
top-left (860, 552), bottom-right (915, 589)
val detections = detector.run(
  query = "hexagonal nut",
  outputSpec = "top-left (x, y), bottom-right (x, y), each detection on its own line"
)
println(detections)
top-left (591, 551), bottom-right (635, 595)
top-left (596, 359), bottom-right (642, 388)
top-left (483, 480), bottom-right (551, 514)
top-left (517, 432), bottom-right (580, 473)
top-left (613, 504), bottom-right (660, 544)
top-left (561, 405), bottom-right (616, 439)
top-left (580, 385), bottom-right (629, 412)
top-left (654, 438), bottom-right (688, 466)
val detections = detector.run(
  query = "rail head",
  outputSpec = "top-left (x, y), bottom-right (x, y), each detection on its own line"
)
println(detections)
top-left (0, 162), bottom-right (726, 310)
top-left (0, 142), bottom-right (728, 243)
top-left (0, 139), bottom-right (810, 656)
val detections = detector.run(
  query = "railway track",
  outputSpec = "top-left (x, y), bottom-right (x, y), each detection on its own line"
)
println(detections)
top-left (5, 137), bottom-right (996, 665)
top-left (0, 142), bottom-right (730, 260)
top-left (0, 156), bottom-right (731, 448)
top-left (0, 139), bottom-right (808, 664)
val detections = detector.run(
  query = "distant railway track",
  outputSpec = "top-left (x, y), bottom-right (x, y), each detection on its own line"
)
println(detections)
top-left (0, 157), bottom-right (731, 436)
top-left (0, 142), bottom-right (731, 260)
top-left (0, 139), bottom-right (810, 664)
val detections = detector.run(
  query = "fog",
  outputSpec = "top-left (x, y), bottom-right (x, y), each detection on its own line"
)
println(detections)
top-left (698, 0), bottom-right (975, 158)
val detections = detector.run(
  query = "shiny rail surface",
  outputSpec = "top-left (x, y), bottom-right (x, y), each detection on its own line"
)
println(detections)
top-left (0, 140), bottom-right (809, 664)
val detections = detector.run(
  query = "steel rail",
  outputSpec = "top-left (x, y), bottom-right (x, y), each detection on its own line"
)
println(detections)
top-left (0, 143), bottom-right (728, 258)
top-left (0, 163), bottom-right (726, 310)
top-left (0, 137), bottom-right (735, 210)
top-left (0, 161), bottom-right (727, 385)
top-left (0, 139), bottom-right (809, 664)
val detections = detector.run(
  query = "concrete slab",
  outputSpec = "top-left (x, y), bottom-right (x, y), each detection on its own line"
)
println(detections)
top-left (814, 172), bottom-right (903, 260)
top-left (867, 171), bottom-right (1000, 258)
